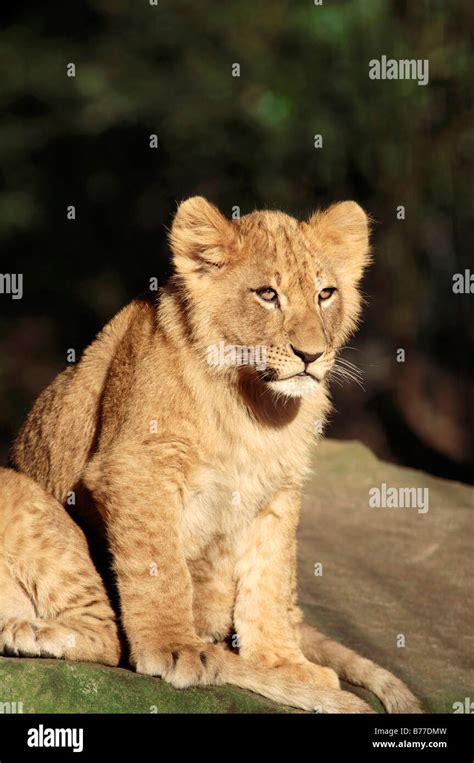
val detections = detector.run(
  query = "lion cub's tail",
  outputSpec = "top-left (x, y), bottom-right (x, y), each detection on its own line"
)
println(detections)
top-left (214, 623), bottom-right (421, 713)
top-left (299, 623), bottom-right (422, 713)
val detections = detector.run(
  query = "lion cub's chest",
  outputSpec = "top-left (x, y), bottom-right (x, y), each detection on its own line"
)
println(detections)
top-left (180, 431), bottom-right (305, 560)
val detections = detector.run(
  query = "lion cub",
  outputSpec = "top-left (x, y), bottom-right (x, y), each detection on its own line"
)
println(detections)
top-left (1, 198), bottom-right (420, 712)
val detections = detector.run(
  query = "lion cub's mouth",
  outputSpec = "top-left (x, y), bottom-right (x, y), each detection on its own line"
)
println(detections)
top-left (257, 368), bottom-right (321, 399)
top-left (262, 369), bottom-right (320, 383)
top-left (293, 370), bottom-right (319, 381)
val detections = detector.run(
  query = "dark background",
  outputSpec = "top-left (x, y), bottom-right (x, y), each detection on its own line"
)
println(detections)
top-left (1, 0), bottom-right (473, 482)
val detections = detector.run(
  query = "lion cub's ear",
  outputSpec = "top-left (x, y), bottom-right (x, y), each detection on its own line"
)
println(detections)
top-left (306, 201), bottom-right (371, 283)
top-left (169, 197), bottom-right (237, 277)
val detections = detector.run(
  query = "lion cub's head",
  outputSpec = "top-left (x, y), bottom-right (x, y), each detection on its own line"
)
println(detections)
top-left (169, 197), bottom-right (371, 399)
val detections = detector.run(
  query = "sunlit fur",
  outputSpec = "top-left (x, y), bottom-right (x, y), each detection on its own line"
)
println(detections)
top-left (3, 198), bottom-right (421, 713)
top-left (169, 197), bottom-right (372, 400)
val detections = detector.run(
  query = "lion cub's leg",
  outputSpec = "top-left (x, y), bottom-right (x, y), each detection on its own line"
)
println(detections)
top-left (234, 486), bottom-right (339, 690)
top-left (84, 443), bottom-right (224, 688)
top-left (0, 469), bottom-right (120, 666)
top-left (189, 539), bottom-right (235, 644)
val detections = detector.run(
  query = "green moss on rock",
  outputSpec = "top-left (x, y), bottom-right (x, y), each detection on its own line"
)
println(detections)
top-left (0, 657), bottom-right (295, 714)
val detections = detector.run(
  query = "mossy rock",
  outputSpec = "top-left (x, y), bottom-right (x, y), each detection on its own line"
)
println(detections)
top-left (0, 658), bottom-right (295, 714)
top-left (0, 440), bottom-right (471, 713)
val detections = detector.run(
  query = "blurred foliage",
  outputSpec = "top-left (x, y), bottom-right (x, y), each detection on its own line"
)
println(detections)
top-left (0, 0), bottom-right (473, 475)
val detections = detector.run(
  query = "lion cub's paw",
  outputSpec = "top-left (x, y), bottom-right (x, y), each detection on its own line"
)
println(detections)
top-left (134, 642), bottom-right (224, 688)
top-left (0, 618), bottom-right (65, 658)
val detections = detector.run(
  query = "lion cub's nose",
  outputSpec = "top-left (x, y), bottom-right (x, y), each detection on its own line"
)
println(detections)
top-left (290, 345), bottom-right (324, 364)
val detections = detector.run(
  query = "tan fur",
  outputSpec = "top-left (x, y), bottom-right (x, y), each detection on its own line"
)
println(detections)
top-left (2, 198), bottom-right (421, 712)
top-left (0, 469), bottom-right (119, 665)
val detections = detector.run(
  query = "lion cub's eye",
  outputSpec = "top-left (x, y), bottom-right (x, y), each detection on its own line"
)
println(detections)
top-left (319, 287), bottom-right (336, 303)
top-left (256, 287), bottom-right (279, 304)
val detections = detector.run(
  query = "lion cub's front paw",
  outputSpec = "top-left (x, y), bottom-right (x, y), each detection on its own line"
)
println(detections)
top-left (134, 642), bottom-right (224, 688)
top-left (1, 618), bottom-right (70, 659)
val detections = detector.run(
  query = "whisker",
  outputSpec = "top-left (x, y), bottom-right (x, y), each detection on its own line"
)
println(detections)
top-left (334, 360), bottom-right (363, 375)
top-left (329, 363), bottom-right (366, 391)
top-left (333, 365), bottom-right (363, 382)
top-left (335, 362), bottom-right (364, 381)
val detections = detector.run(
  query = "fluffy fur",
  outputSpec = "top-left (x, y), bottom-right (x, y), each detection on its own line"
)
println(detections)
top-left (1, 197), bottom-right (421, 713)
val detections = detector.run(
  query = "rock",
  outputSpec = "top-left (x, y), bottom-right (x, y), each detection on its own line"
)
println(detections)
top-left (0, 658), bottom-right (293, 714)
top-left (299, 440), bottom-right (473, 714)
top-left (0, 440), bottom-right (471, 713)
